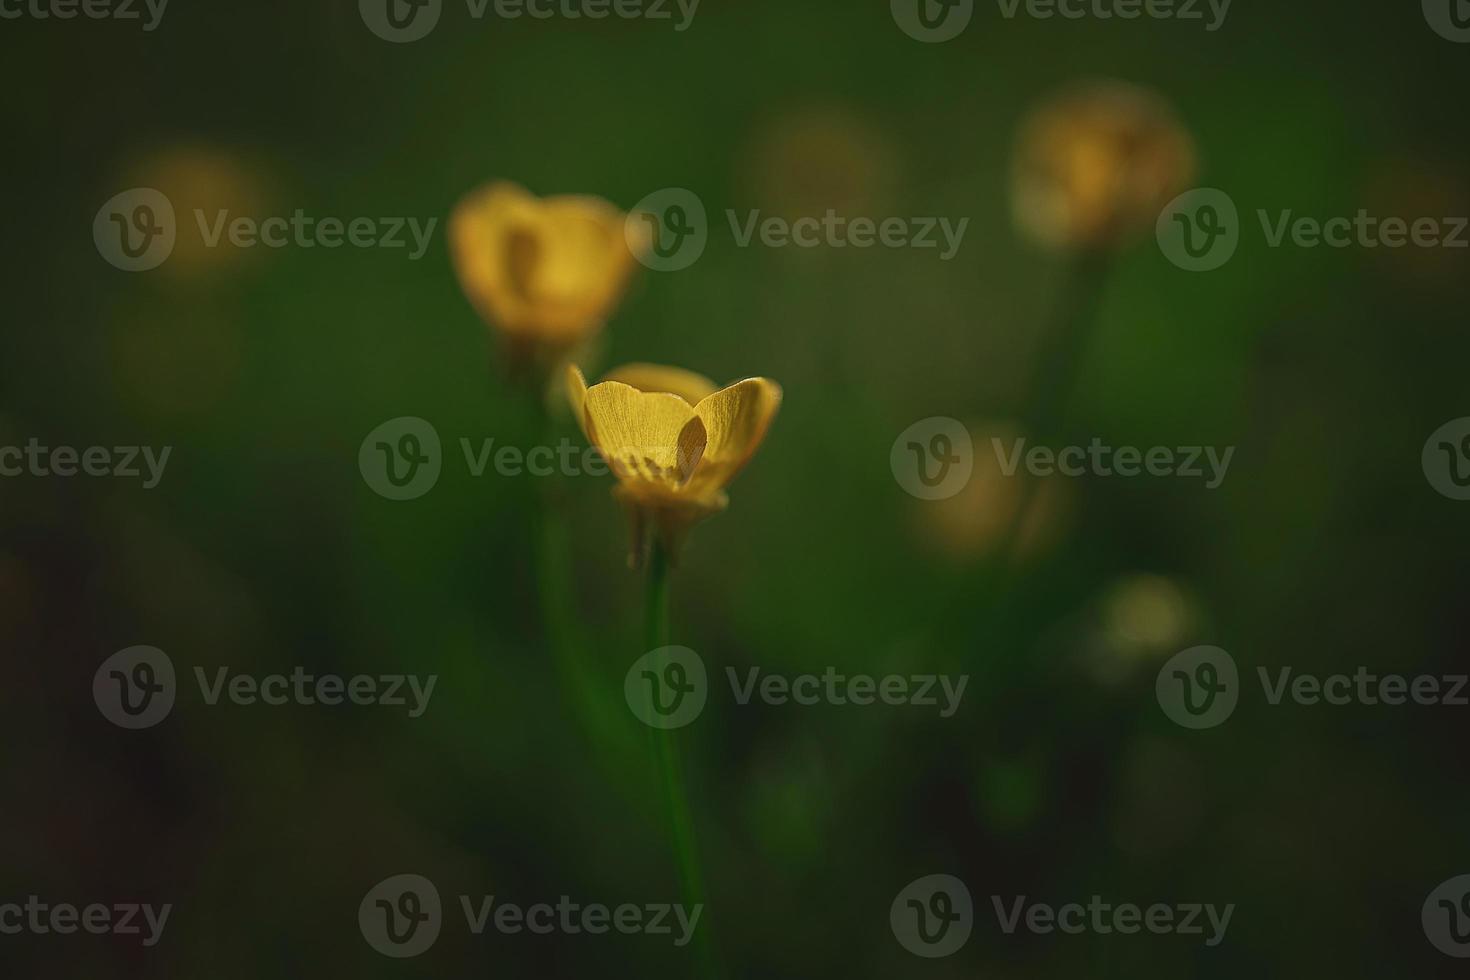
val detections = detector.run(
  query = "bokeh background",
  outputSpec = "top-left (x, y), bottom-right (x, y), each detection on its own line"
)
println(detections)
top-left (2, 0), bottom-right (1468, 976)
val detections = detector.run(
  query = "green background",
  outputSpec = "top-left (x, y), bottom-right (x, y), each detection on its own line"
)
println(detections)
top-left (1, 0), bottom-right (1468, 975)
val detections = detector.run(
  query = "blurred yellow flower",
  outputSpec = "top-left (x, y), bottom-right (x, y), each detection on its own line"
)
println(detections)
top-left (1102, 574), bottom-right (1194, 656)
top-left (125, 144), bottom-right (272, 276)
top-left (1012, 80), bottom-right (1196, 250)
top-left (1082, 574), bottom-right (1199, 687)
top-left (917, 422), bottom-right (1072, 561)
top-left (568, 363), bottom-right (782, 565)
top-left (450, 181), bottom-right (644, 366)
top-left (739, 105), bottom-right (897, 222)
top-left (1362, 157), bottom-right (1470, 291)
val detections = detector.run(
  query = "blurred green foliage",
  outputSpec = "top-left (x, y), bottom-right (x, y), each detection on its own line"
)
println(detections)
top-left (1, 0), bottom-right (1467, 976)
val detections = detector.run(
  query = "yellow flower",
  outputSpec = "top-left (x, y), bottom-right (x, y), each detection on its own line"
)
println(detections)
top-left (450, 181), bottom-right (644, 366)
top-left (1012, 80), bottom-right (1196, 251)
top-left (568, 363), bottom-right (782, 565)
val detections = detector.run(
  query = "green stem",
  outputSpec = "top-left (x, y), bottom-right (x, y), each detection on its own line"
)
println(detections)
top-left (643, 542), bottom-right (716, 978)
top-left (528, 393), bottom-right (606, 742)
top-left (1023, 247), bottom-right (1112, 439)
top-left (644, 540), bottom-right (671, 649)
top-left (536, 485), bottom-right (588, 708)
top-left (1000, 247), bottom-right (1112, 565)
top-left (946, 249), bottom-right (1114, 677)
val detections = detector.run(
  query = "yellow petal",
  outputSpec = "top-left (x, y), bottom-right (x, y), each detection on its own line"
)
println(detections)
top-left (531, 197), bottom-right (637, 316)
top-left (449, 181), bottom-right (539, 331)
top-left (449, 183), bottom-right (639, 343)
top-left (603, 363), bottom-right (719, 406)
top-left (582, 381), bottom-right (708, 493)
top-left (686, 378), bottom-right (782, 495)
top-left (566, 364), bottom-right (591, 440)
top-left (1012, 82), bottom-right (1195, 249)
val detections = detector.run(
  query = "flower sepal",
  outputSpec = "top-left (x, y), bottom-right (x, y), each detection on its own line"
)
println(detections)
top-left (614, 484), bottom-right (729, 569)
